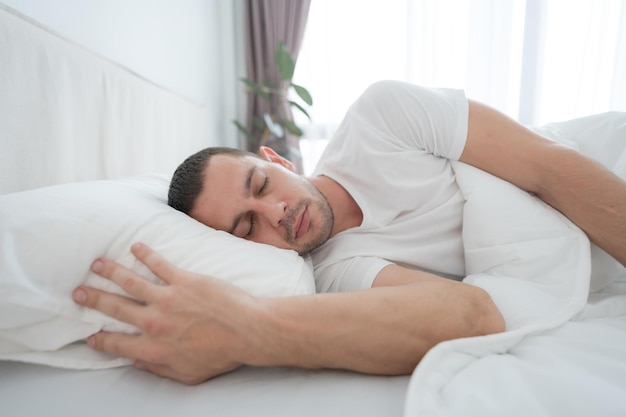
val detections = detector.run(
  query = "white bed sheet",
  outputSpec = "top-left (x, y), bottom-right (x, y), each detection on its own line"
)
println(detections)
top-left (0, 362), bottom-right (409, 417)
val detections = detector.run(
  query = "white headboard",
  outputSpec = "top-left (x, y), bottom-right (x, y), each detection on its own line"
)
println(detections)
top-left (0, 3), bottom-right (211, 195)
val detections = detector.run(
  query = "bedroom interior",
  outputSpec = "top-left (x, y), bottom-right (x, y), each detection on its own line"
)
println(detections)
top-left (1, 1), bottom-right (626, 416)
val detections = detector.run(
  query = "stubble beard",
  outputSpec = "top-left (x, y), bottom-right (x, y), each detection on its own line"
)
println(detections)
top-left (285, 181), bottom-right (334, 256)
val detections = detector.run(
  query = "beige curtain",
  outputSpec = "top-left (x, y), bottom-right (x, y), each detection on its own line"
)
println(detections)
top-left (244, 0), bottom-right (311, 173)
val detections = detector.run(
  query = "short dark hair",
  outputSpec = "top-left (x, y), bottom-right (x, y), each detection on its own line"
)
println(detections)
top-left (167, 147), bottom-right (253, 214)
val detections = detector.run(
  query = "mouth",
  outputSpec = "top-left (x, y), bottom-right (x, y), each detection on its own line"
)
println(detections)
top-left (294, 205), bottom-right (310, 240)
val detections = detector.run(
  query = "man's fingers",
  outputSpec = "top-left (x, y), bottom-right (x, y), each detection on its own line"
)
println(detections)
top-left (73, 286), bottom-right (148, 328)
top-left (134, 361), bottom-right (233, 385)
top-left (134, 361), bottom-right (200, 385)
top-left (91, 334), bottom-right (211, 385)
top-left (88, 255), bottom-right (160, 303)
top-left (72, 245), bottom-right (174, 330)
top-left (88, 331), bottom-right (156, 362)
top-left (129, 242), bottom-right (181, 285)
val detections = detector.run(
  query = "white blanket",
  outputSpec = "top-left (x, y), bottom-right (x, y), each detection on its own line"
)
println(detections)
top-left (404, 113), bottom-right (626, 417)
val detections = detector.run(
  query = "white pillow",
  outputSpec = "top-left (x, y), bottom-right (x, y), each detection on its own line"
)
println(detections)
top-left (0, 175), bottom-right (315, 369)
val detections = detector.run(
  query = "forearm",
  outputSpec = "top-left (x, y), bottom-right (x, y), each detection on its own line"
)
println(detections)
top-left (243, 281), bottom-right (503, 375)
top-left (462, 100), bottom-right (626, 266)
top-left (77, 245), bottom-right (504, 383)
top-left (534, 145), bottom-right (626, 266)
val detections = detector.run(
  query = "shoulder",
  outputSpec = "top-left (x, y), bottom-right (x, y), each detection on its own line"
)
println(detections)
top-left (353, 81), bottom-right (469, 159)
top-left (353, 80), bottom-right (466, 113)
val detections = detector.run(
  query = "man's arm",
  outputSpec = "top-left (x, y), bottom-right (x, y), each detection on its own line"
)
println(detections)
top-left (74, 244), bottom-right (504, 384)
top-left (461, 100), bottom-right (626, 266)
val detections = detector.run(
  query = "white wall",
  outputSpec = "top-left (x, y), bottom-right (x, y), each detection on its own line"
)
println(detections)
top-left (1, 0), bottom-right (245, 148)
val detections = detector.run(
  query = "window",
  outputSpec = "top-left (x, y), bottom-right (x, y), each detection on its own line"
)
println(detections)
top-left (294, 0), bottom-right (626, 173)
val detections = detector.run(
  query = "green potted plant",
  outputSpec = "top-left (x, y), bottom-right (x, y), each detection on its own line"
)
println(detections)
top-left (234, 42), bottom-right (313, 161)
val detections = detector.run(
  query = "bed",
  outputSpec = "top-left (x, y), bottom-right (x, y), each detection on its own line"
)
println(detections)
top-left (1, 3), bottom-right (626, 417)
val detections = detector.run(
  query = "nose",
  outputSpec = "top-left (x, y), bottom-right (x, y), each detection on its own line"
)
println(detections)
top-left (255, 199), bottom-right (287, 228)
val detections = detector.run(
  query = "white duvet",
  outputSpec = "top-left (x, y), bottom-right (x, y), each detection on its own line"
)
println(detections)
top-left (404, 113), bottom-right (626, 417)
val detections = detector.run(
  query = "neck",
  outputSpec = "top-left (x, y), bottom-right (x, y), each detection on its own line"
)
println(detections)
top-left (309, 175), bottom-right (363, 236)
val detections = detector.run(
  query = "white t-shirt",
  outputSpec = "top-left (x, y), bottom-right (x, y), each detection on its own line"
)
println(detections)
top-left (311, 81), bottom-right (469, 293)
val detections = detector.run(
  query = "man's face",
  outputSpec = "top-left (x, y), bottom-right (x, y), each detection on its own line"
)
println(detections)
top-left (190, 154), bottom-right (334, 255)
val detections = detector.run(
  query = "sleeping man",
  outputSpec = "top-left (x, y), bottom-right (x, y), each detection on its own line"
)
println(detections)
top-left (72, 81), bottom-right (626, 384)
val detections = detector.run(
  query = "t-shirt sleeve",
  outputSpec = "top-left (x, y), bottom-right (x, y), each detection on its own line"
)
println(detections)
top-left (310, 81), bottom-right (469, 293)
top-left (313, 256), bottom-right (393, 293)
top-left (348, 80), bottom-right (469, 160)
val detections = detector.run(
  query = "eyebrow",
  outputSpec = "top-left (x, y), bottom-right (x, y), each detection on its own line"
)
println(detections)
top-left (228, 165), bottom-right (257, 234)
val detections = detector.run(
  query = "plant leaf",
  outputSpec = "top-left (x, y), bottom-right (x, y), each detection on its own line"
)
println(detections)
top-left (263, 79), bottom-right (277, 91)
top-left (292, 83), bottom-right (313, 105)
top-left (289, 100), bottom-right (311, 120)
top-left (252, 116), bottom-right (265, 131)
top-left (233, 120), bottom-right (255, 146)
top-left (279, 119), bottom-right (303, 137)
top-left (240, 78), bottom-right (270, 101)
top-left (276, 42), bottom-right (295, 81)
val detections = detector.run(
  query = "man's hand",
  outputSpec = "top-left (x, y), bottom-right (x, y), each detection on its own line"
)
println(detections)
top-left (75, 243), bottom-right (504, 384)
top-left (73, 243), bottom-right (263, 384)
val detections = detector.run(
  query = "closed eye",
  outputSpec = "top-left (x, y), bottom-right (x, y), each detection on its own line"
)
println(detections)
top-left (244, 174), bottom-right (270, 237)
top-left (247, 213), bottom-right (256, 237)
top-left (247, 176), bottom-right (269, 236)
top-left (259, 176), bottom-right (270, 195)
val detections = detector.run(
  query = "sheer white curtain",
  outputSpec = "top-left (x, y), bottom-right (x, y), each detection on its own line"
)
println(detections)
top-left (294, 0), bottom-right (626, 174)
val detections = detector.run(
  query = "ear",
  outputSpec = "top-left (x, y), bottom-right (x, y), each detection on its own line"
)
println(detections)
top-left (259, 146), bottom-right (296, 172)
